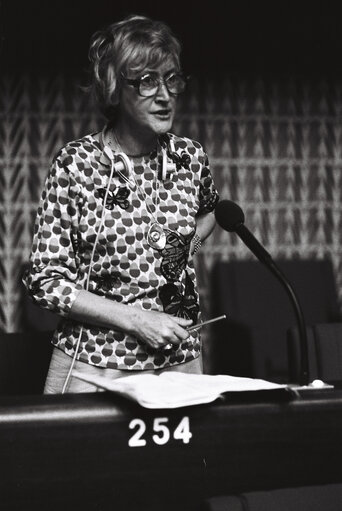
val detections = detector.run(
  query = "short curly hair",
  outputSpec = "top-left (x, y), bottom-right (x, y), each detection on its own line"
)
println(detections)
top-left (88, 15), bottom-right (182, 119)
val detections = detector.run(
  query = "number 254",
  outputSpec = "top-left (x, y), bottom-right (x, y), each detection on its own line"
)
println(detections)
top-left (128, 416), bottom-right (192, 447)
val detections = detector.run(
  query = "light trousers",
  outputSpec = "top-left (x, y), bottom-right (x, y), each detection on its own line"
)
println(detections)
top-left (44, 346), bottom-right (203, 394)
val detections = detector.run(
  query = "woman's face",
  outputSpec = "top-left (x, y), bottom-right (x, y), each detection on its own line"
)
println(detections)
top-left (118, 56), bottom-right (179, 138)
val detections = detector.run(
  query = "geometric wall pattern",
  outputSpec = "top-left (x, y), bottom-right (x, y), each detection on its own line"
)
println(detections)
top-left (1, 72), bottom-right (342, 338)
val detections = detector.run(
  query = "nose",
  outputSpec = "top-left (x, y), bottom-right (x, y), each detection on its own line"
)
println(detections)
top-left (155, 80), bottom-right (170, 101)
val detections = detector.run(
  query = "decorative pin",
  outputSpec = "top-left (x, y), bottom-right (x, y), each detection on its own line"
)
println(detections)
top-left (147, 222), bottom-right (166, 250)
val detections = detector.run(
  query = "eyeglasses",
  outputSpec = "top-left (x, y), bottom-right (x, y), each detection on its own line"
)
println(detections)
top-left (122, 72), bottom-right (188, 97)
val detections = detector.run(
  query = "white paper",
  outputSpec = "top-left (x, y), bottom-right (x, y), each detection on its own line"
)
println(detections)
top-left (73, 370), bottom-right (287, 409)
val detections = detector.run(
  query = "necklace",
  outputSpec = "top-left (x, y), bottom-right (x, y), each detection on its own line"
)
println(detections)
top-left (106, 128), bottom-right (167, 250)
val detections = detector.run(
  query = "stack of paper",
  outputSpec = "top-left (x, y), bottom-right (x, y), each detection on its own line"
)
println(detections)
top-left (73, 371), bottom-right (287, 409)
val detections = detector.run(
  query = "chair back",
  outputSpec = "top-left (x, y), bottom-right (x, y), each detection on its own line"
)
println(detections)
top-left (0, 332), bottom-right (53, 395)
top-left (210, 259), bottom-right (341, 382)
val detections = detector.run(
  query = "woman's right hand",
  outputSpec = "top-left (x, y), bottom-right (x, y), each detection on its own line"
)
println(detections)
top-left (129, 309), bottom-right (193, 350)
top-left (70, 290), bottom-right (193, 350)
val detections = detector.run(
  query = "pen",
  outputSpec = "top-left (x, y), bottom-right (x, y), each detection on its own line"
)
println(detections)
top-left (186, 314), bottom-right (227, 332)
top-left (162, 314), bottom-right (227, 350)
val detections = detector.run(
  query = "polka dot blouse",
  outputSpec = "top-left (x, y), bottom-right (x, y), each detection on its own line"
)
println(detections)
top-left (23, 131), bottom-right (219, 371)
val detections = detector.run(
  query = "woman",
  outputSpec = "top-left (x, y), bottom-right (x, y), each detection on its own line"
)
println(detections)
top-left (24, 14), bottom-right (219, 393)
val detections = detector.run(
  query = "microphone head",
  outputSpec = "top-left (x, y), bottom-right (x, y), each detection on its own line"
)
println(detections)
top-left (215, 200), bottom-right (245, 232)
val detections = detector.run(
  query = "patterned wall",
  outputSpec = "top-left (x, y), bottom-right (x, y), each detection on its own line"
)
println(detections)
top-left (180, 77), bottom-right (342, 326)
top-left (1, 72), bottom-right (342, 336)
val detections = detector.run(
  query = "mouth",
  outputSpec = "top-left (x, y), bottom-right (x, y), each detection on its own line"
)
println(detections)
top-left (151, 109), bottom-right (172, 119)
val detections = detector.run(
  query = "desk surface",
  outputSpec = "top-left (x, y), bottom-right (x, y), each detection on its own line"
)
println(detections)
top-left (1, 387), bottom-right (342, 511)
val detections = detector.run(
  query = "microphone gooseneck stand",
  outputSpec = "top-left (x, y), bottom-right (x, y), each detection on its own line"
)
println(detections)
top-left (263, 258), bottom-right (309, 386)
top-left (215, 199), bottom-right (310, 386)
top-left (235, 222), bottom-right (309, 386)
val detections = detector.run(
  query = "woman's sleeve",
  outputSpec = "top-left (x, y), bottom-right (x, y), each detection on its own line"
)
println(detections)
top-left (23, 153), bottom-right (84, 317)
top-left (197, 151), bottom-right (219, 215)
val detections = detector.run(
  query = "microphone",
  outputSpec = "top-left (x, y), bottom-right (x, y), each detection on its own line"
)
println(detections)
top-left (215, 199), bottom-right (309, 386)
top-left (215, 200), bottom-right (273, 265)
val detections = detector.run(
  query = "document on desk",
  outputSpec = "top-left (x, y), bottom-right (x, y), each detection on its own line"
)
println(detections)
top-left (73, 371), bottom-right (287, 409)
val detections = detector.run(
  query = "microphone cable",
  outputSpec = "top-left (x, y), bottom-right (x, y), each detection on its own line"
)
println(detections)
top-left (61, 148), bottom-right (130, 393)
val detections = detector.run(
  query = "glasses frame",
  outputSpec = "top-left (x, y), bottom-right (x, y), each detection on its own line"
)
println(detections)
top-left (121, 71), bottom-right (189, 97)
